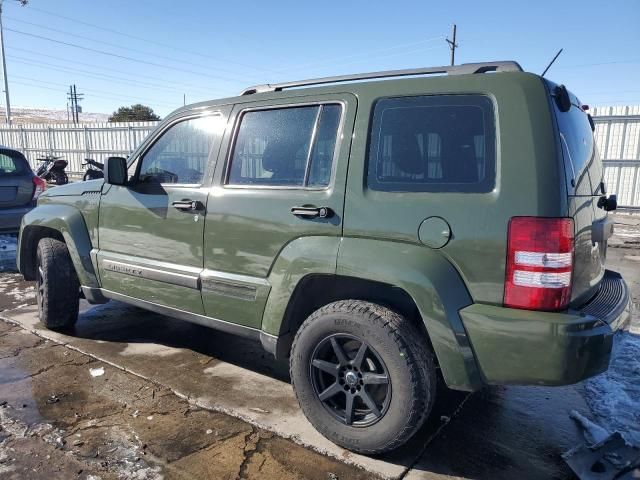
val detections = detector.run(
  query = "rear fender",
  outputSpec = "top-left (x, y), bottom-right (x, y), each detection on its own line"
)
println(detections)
top-left (336, 238), bottom-right (483, 391)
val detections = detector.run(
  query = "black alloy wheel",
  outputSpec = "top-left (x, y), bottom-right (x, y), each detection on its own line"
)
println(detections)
top-left (310, 333), bottom-right (391, 427)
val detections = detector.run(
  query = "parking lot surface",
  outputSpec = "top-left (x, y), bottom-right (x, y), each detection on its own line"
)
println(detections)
top-left (0, 214), bottom-right (638, 479)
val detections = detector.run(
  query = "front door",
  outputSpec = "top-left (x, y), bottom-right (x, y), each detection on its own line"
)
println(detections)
top-left (96, 110), bottom-right (229, 314)
top-left (201, 94), bottom-right (356, 327)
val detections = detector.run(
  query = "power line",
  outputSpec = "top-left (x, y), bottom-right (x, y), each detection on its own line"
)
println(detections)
top-left (554, 60), bottom-right (640, 69)
top-left (25, 5), bottom-right (270, 74)
top-left (10, 76), bottom-right (178, 108)
top-left (7, 46), bottom-right (222, 94)
top-left (4, 16), bottom-right (264, 81)
top-left (317, 44), bottom-right (444, 72)
top-left (6, 55), bottom-right (225, 97)
top-left (4, 27), bottom-right (246, 83)
top-left (13, 79), bottom-right (167, 105)
top-left (275, 35), bottom-right (445, 74)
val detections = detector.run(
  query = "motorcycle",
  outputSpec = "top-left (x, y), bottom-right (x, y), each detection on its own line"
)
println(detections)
top-left (82, 158), bottom-right (104, 181)
top-left (35, 155), bottom-right (69, 185)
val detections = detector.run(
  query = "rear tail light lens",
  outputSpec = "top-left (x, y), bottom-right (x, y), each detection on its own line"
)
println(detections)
top-left (32, 176), bottom-right (46, 200)
top-left (504, 217), bottom-right (574, 311)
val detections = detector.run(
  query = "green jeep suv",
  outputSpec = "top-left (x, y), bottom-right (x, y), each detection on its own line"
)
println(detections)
top-left (17, 61), bottom-right (631, 454)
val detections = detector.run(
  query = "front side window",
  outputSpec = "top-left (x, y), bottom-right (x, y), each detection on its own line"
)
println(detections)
top-left (367, 95), bottom-right (495, 192)
top-left (227, 104), bottom-right (342, 187)
top-left (138, 116), bottom-right (220, 185)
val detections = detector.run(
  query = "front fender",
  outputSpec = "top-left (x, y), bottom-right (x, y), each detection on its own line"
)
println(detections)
top-left (18, 204), bottom-right (99, 288)
top-left (336, 237), bottom-right (483, 391)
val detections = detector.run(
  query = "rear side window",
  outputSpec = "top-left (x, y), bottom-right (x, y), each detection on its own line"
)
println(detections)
top-left (367, 95), bottom-right (495, 192)
top-left (0, 151), bottom-right (29, 176)
top-left (552, 99), bottom-right (602, 196)
top-left (227, 104), bottom-right (342, 187)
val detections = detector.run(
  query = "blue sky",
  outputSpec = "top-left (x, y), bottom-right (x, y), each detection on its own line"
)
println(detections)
top-left (2, 0), bottom-right (639, 117)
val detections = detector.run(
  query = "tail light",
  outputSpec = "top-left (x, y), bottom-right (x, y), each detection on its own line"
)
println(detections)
top-left (32, 176), bottom-right (46, 200)
top-left (504, 217), bottom-right (574, 311)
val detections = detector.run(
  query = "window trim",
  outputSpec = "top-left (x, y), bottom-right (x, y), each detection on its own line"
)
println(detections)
top-left (131, 111), bottom-right (223, 189)
top-left (366, 94), bottom-right (497, 193)
top-left (223, 100), bottom-right (345, 191)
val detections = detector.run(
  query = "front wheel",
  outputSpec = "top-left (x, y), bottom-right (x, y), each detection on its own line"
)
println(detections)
top-left (290, 300), bottom-right (436, 454)
top-left (54, 172), bottom-right (68, 185)
top-left (83, 169), bottom-right (103, 181)
top-left (36, 238), bottom-right (79, 330)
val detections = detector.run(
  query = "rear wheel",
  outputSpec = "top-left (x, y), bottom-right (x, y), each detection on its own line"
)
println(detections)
top-left (36, 238), bottom-right (79, 330)
top-left (290, 300), bottom-right (436, 454)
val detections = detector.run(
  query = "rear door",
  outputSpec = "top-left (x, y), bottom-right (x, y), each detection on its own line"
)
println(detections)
top-left (0, 149), bottom-right (33, 208)
top-left (549, 85), bottom-right (608, 305)
top-left (201, 93), bottom-right (356, 328)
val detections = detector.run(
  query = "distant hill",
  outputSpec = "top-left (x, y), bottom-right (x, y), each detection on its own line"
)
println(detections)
top-left (0, 106), bottom-right (109, 125)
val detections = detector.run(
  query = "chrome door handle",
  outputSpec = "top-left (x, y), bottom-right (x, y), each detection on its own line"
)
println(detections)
top-left (172, 200), bottom-right (203, 212)
top-left (291, 206), bottom-right (333, 218)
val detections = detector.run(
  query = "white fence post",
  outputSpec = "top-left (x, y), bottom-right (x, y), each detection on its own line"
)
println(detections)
top-left (47, 126), bottom-right (54, 156)
top-left (83, 125), bottom-right (91, 161)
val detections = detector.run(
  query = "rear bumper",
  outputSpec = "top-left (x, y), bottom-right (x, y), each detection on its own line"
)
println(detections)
top-left (460, 270), bottom-right (631, 386)
top-left (0, 204), bottom-right (34, 233)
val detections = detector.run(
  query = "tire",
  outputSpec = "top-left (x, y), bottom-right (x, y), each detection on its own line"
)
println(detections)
top-left (35, 238), bottom-right (79, 330)
top-left (83, 170), bottom-right (103, 181)
top-left (55, 173), bottom-right (68, 185)
top-left (290, 300), bottom-right (437, 454)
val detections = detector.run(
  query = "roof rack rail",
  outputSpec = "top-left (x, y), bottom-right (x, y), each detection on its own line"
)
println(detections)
top-left (240, 61), bottom-right (523, 95)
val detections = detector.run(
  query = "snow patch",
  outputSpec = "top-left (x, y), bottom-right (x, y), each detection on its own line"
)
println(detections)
top-left (0, 235), bottom-right (17, 272)
top-left (570, 410), bottom-right (611, 446)
top-left (584, 332), bottom-right (640, 446)
top-left (119, 343), bottom-right (182, 358)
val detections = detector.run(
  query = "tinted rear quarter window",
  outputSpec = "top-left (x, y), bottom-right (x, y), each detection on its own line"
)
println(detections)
top-left (0, 151), bottom-right (29, 176)
top-left (551, 95), bottom-right (602, 196)
top-left (367, 95), bottom-right (495, 192)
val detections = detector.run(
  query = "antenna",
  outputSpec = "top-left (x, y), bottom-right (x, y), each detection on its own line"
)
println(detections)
top-left (541, 48), bottom-right (563, 77)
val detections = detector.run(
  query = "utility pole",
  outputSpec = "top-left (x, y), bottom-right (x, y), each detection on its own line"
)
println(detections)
top-left (67, 86), bottom-right (75, 124)
top-left (0, 2), bottom-right (11, 124)
top-left (67, 84), bottom-right (83, 124)
top-left (73, 84), bottom-right (78, 123)
top-left (446, 24), bottom-right (458, 66)
top-left (0, 1), bottom-right (28, 125)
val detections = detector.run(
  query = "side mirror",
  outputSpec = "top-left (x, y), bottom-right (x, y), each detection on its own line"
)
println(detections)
top-left (104, 156), bottom-right (127, 186)
top-left (597, 194), bottom-right (617, 212)
top-left (605, 194), bottom-right (617, 212)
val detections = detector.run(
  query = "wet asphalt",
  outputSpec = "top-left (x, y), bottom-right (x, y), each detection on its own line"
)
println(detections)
top-left (0, 214), bottom-right (638, 480)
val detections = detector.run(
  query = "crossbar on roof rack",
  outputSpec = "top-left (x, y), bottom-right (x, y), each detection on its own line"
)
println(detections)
top-left (240, 61), bottom-right (523, 95)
